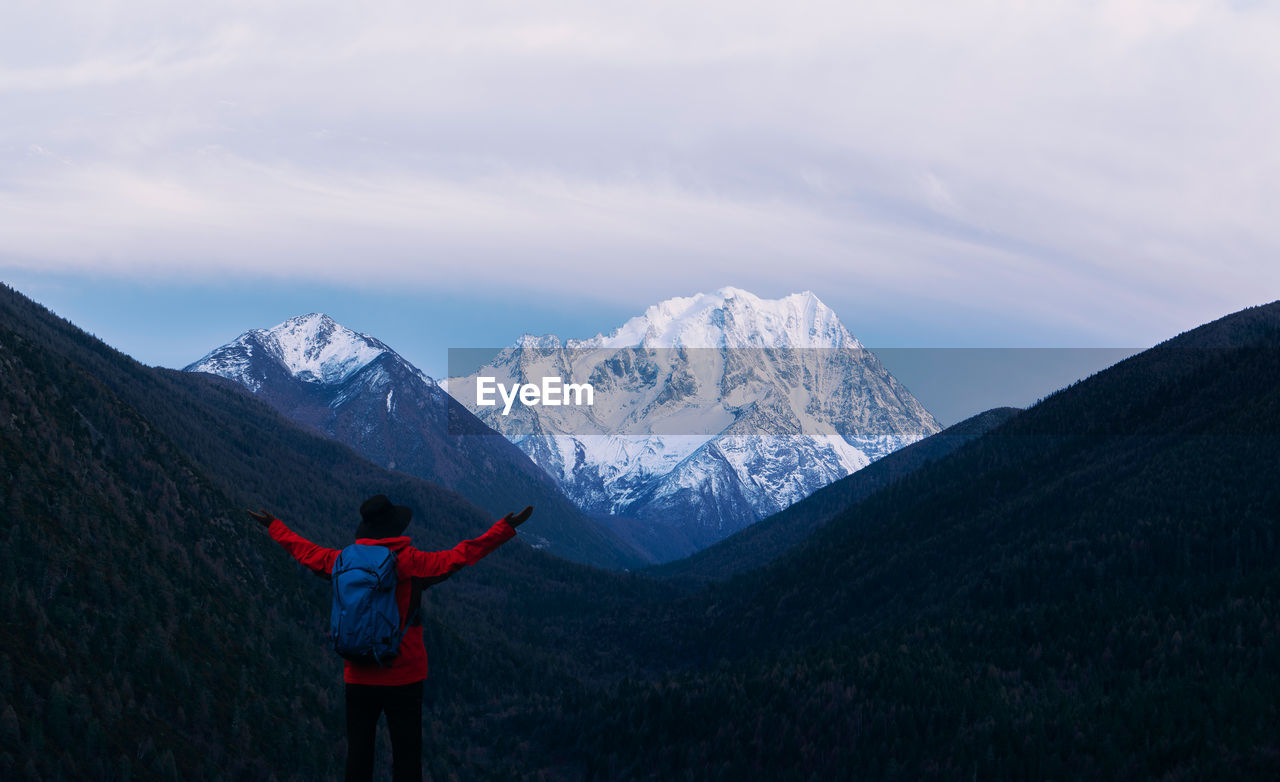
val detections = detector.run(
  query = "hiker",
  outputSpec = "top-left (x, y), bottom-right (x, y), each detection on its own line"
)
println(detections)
top-left (248, 495), bottom-right (532, 782)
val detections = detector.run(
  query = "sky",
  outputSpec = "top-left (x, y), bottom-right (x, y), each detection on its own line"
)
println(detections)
top-left (2, 1), bottom-right (1278, 394)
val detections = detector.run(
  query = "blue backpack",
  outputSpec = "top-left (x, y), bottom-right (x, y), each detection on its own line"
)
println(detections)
top-left (329, 544), bottom-right (411, 666)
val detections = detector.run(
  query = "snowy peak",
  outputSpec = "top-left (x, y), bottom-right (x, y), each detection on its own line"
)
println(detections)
top-left (186, 313), bottom-right (394, 389)
top-left (263, 313), bottom-right (388, 384)
top-left (580, 287), bottom-right (857, 350)
top-left (453, 286), bottom-right (940, 552)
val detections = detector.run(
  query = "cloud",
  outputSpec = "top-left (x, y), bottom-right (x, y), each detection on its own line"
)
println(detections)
top-left (1, 0), bottom-right (1278, 342)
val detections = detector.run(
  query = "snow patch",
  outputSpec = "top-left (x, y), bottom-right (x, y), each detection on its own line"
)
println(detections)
top-left (265, 313), bottom-right (386, 384)
top-left (186, 313), bottom-right (392, 388)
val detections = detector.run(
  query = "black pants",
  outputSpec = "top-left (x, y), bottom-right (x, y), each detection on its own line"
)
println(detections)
top-left (344, 681), bottom-right (424, 782)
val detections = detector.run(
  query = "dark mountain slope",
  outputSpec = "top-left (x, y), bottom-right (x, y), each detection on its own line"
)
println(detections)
top-left (545, 301), bottom-right (1280, 778)
top-left (0, 297), bottom-right (342, 780)
top-left (705, 301), bottom-right (1280, 651)
top-left (648, 406), bottom-right (1021, 585)
top-left (0, 284), bottom-right (675, 780)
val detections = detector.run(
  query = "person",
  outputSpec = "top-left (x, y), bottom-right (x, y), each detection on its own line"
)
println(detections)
top-left (247, 495), bottom-right (532, 782)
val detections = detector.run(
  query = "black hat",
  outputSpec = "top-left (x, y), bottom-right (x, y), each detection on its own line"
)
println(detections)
top-left (355, 494), bottom-right (413, 539)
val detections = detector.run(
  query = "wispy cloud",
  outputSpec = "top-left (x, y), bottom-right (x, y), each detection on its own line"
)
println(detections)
top-left (2, 0), bottom-right (1277, 343)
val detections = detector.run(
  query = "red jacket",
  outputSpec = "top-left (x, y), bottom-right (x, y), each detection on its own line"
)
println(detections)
top-left (268, 517), bottom-right (517, 685)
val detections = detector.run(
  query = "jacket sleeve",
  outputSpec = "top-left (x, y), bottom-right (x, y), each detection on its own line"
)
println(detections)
top-left (268, 518), bottom-right (340, 576)
top-left (396, 519), bottom-right (517, 579)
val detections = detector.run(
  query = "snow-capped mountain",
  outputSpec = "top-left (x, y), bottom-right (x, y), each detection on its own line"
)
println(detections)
top-left (187, 312), bottom-right (399, 393)
top-left (450, 288), bottom-right (941, 558)
top-left (185, 313), bottom-right (643, 569)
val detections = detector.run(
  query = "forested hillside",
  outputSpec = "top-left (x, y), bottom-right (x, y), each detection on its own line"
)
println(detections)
top-left (0, 284), bottom-right (673, 780)
top-left (539, 302), bottom-right (1280, 778)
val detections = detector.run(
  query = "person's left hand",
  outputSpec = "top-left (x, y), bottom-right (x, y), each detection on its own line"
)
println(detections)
top-left (246, 509), bottom-right (275, 527)
top-left (503, 506), bottom-right (534, 528)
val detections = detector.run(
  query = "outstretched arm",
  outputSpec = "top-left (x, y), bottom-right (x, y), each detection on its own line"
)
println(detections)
top-left (397, 506), bottom-right (531, 579)
top-left (248, 509), bottom-right (340, 576)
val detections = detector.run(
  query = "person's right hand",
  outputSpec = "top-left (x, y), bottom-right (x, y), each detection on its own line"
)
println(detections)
top-left (503, 506), bottom-right (533, 528)
top-left (246, 509), bottom-right (275, 527)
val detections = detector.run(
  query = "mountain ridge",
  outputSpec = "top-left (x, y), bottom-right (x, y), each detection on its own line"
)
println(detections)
top-left (454, 287), bottom-right (941, 555)
top-left (648, 405), bottom-right (1023, 584)
top-left (5, 281), bottom-right (1280, 778)
top-left (186, 313), bottom-right (645, 569)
